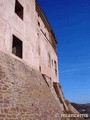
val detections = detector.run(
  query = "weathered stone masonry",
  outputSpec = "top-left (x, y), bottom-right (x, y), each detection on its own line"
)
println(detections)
top-left (0, 51), bottom-right (62, 120)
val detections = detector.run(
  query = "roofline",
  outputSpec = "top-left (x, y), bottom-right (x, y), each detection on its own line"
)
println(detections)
top-left (36, 0), bottom-right (57, 44)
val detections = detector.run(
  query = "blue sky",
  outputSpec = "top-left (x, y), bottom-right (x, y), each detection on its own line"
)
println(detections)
top-left (38, 0), bottom-right (90, 103)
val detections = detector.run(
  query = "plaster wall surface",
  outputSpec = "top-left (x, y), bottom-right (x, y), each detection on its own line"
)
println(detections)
top-left (0, 0), bottom-right (59, 82)
top-left (36, 9), bottom-right (59, 82)
top-left (0, 0), bottom-right (38, 68)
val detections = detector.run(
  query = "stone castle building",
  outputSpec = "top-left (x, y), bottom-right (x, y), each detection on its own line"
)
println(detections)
top-left (0, 0), bottom-right (78, 119)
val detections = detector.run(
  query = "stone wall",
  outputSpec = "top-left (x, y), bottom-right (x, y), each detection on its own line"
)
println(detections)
top-left (0, 51), bottom-right (62, 120)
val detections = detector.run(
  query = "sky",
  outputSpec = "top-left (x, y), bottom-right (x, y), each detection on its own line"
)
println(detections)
top-left (38, 0), bottom-right (90, 104)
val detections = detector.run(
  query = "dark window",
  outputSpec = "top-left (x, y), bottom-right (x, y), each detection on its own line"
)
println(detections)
top-left (15, 0), bottom-right (23, 20)
top-left (45, 33), bottom-right (46, 37)
top-left (12, 35), bottom-right (23, 58)
top-left (54, 60), bottom-right (57, 76)
top-left (38, 21), bottom-right (40, 26)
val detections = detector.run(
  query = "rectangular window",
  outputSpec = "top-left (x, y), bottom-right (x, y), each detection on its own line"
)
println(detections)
top-left (15, 0), bottom-right (23, 20)
top-left (38, 21), bottom-right (40, 26)
top-left (12, 35), bottom-right (23, 58)
top-left (54, 60), bottom-right (57, 76)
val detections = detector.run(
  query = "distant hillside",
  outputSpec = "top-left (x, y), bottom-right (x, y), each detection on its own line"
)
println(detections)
top-left (71, 103), bottom-right (90, 117)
